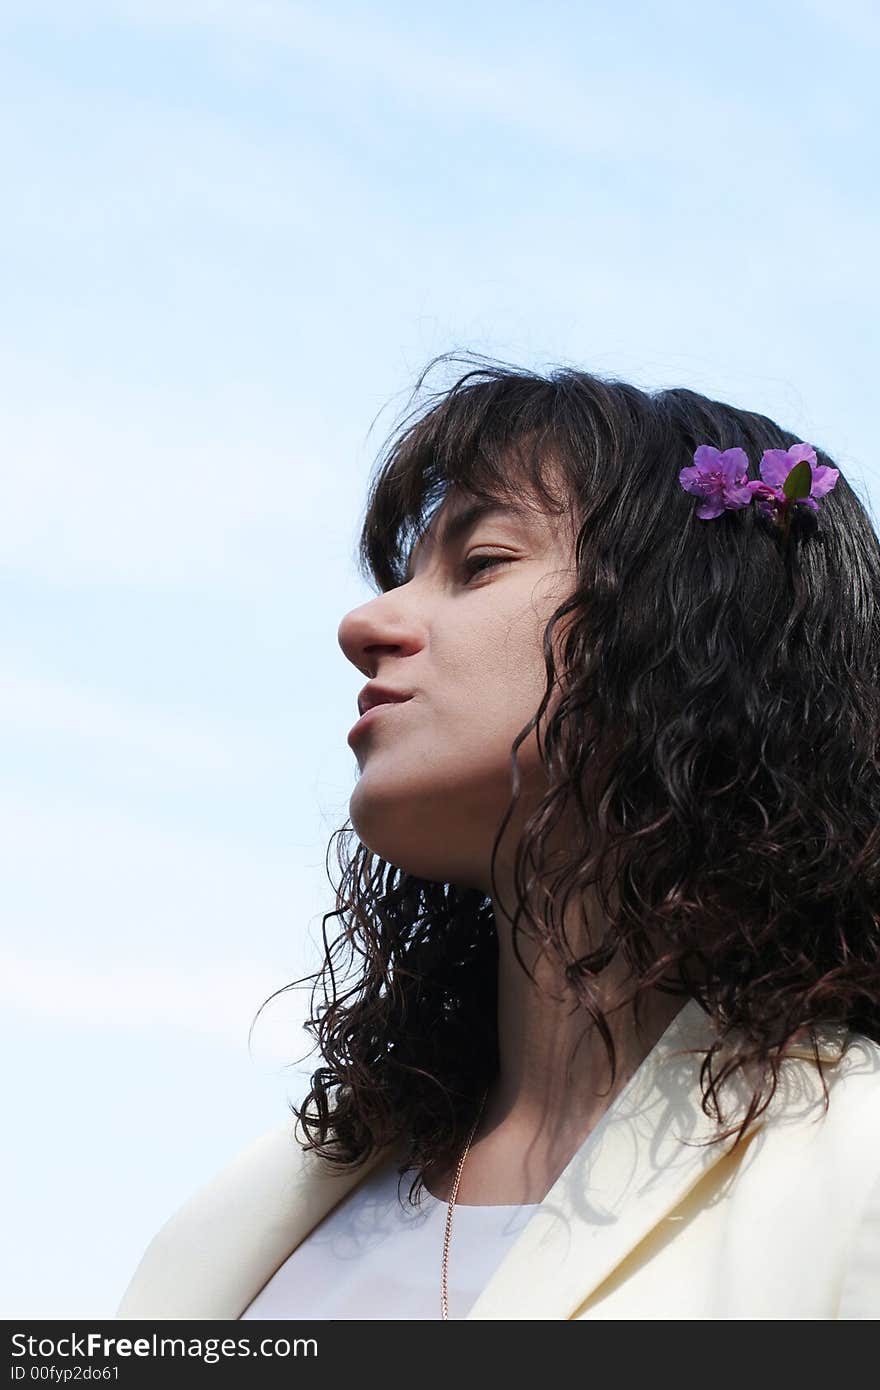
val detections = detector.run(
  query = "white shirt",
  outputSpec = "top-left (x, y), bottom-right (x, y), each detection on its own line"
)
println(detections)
top-left (240, 1152), bottom-right (539, 1320)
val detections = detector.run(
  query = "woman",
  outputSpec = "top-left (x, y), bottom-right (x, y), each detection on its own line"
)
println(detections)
top-left (117, 358), bottom-right (880, 1320)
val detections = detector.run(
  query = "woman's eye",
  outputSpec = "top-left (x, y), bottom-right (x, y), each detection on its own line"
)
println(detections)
top-left (461, 554), bottom-right (511, 583)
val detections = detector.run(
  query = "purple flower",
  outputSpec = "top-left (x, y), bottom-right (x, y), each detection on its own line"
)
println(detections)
top-left (679, 445), bottom-right (754, 520)
top-left (746, 442), bottom-right (839, 519)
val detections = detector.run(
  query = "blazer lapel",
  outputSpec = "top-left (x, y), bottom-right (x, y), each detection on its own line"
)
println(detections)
top-left (466, 996), bottom-right (750, 1320)
top-left (116, 1124), bottom-right (397, 1319)
top-left (118, 999), bottom-right (848, 1321)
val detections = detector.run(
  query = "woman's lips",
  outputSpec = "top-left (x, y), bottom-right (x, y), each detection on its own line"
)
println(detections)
top-left (347, 697), bottom-right (413, 746)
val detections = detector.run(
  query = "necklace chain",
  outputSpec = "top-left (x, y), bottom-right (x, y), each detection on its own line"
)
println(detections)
top-left (440, 1085), bottom-right (489, 1321)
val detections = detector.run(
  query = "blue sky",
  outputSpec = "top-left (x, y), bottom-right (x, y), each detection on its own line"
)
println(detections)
top-left (3, 0), bottom-right (878, 1316)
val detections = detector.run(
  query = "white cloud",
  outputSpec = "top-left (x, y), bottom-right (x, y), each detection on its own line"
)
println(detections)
top-left (0, 379), bottom-right (357, 593)
top-left (0, 784), bottom-right (340, 962)
top-left (0, 952), bottom-right (306, 1053)
top-left (803, 0), bottom-right (880, 45)
top-left (0, 667), bottom-right (283, 774)
top-left (2, 0), bottom-right (785, 162)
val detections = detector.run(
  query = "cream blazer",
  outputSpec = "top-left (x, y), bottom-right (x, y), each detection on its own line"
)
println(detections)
top-left (116, 999), bottom-right (880, 1320)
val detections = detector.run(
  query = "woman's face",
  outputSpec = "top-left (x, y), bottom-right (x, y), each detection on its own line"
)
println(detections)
top-left (337, 484), bottom-right (578, 890)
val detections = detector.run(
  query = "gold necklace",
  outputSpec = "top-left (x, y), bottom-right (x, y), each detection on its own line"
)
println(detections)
top-left (440, 1085), bottom-right (490, 1320)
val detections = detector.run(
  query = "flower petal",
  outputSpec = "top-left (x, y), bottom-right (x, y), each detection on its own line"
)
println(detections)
top-left (759, 449), bottom-right (794, 487)
top-left (724, 483), bottom-right (755, 509)
top-left (692, 444), bottom-right (725, 471)
top-left (679, 465), bottom-right (706, 496)
top-left (748, 481), bottom-right (780, 501)
top-left (809, 465), bottom-right (840, 499)
top-left (718, 447), bottom-right (750, 482)
top-left (788, 442), bottom-right (818, 467)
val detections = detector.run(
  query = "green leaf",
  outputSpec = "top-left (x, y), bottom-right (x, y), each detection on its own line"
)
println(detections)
top-left (782, 460), bottom-right (812, 501)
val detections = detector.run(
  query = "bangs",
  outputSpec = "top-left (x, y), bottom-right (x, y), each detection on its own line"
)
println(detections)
top-left (357, 360), bottom-right (569, 594)
top-left (353, 352), bottom-right (825, 596)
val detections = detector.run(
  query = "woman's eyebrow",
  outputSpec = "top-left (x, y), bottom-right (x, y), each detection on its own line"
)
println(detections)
top-left (404, 501), bottom-right (534, 582)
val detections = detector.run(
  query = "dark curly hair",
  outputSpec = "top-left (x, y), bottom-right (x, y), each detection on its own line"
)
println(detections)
top-left (257, 352), bottom-right (880, 1205)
